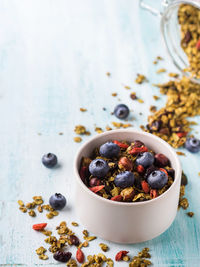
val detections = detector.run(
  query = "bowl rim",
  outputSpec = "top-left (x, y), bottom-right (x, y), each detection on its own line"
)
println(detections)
top-left (74, 129), bottom-right (182, 206)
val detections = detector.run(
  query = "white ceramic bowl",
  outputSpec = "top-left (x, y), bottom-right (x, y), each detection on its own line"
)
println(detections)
top-left (74, 129), bottom-right (182, 243)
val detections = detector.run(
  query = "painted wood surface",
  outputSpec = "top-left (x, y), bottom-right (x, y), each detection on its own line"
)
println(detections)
top-left (0, 0), bottom-right (200, 266)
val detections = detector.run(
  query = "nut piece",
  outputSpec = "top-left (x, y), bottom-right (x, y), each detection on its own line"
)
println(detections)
top-left (155, 153), bottom-right (169, 167)
top-left (120, 187), bottom-right (135, 201)
top-left (118, 157), bottom-right (133, 171)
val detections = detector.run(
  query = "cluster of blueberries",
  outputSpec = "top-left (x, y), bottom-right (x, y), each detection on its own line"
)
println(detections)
top-left (89, 142), bottom-right (168, 190)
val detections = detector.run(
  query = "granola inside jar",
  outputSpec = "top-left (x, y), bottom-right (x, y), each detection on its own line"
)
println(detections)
top-left (140, 0), bottom-right (200, 83)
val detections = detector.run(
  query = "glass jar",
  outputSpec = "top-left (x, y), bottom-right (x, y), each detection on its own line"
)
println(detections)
top-left (140, 0), bottom-right (200, 84)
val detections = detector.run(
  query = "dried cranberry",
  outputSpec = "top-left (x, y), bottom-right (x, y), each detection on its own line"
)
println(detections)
top-left (89, 177), bottom-right (101, 187)
top-left (70, 235), bottom-right (80, 246)
top-left (53, 251), bottom-right (72, 262)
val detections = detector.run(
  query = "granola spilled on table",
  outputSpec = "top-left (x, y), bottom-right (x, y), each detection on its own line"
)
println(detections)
top-left (178, 4), bottom-right (200, 79)
top-left (79, 139), bottom-right (174, 202)
top-left (144, 76), bottom-right (200, 148)
top-left (17, 196), bottom-right (59, 219)
top-left (129, 247), bottom-right (152, 266)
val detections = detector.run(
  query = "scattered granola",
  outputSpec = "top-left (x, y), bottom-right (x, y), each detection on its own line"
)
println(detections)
top-left (176, 151), bottom-right (186, 156)
top-left (153, 95), bottom-right (160, 101)
top-left (18, 196), bottom-right (60, 219)
top-left (179, 197), bottom-right (189, 209)
top-left (36, 246), bottom-right (48, 260)
top-left (145, 76), bottom-right (200, 148)
top-left (28, 210), bottom-right (36, 217)
top-left (112, 122), bottom-right (132, 129)
top-left (187, 211), bottom-right (194, 217)
top-left (99, 243), bottom-right (109, 252)
top-left (106, 72), bottom-right (111, 77)
top-left (80, 108), bottom-right (87, 112)
top-left (74, 125), bottom-right (90, 136)
top-left (81, 253), bottom-right (114, 267)
top-left (124, 85), bottom-right (131, 90)
top-left (71, 222), bottom-right (79, 227)
top-left (111, 93), bottom-right (117, 97)
top-left (74, 137), bottom-right (82, 143)
top-left (169, 72), bottom-right (179, 78)
top-left (95, 127), bottom-right (104, 134)
top-left (130, 92), bottom-right (137, 100)
top-left (137, 99), bottom-right (144, 103)
top-left (156, 68), bottom-right (166, 74)
top-left (129, 247), bottom-right (152, 267)
top-left (135, 74), bottom-right (148, 84)
top-left (150, 105), bottom-right (157, 113)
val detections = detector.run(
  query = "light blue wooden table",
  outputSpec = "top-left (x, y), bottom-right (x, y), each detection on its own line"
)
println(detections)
top-left (0, 0), bottom-right (200, 266)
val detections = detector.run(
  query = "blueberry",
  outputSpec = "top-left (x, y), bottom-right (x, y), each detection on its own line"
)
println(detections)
top-left (89, 159), bottom-right (109, 178)
top-left (99, 142), bottom-right (120, 158)
top-left (135, 152), bottom-right (154, 168)
top-left (114, 104), bottom-right (129, 119)
top-left (147, 170), bottom-right (168, 189)
top-left (42, 153), bottom-right (57, 168)
top-left (49, 193), bottom-right (66, 210)
top-left (185, 137), bottom-right (200, 153)
top-left (114, 171), bottom-right (135, 188)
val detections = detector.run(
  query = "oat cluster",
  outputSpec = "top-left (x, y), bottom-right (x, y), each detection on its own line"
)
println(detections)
top-left (18, 196), bottom-right (59, 219)
top-left (144, 76), bottom-right (200, 148)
